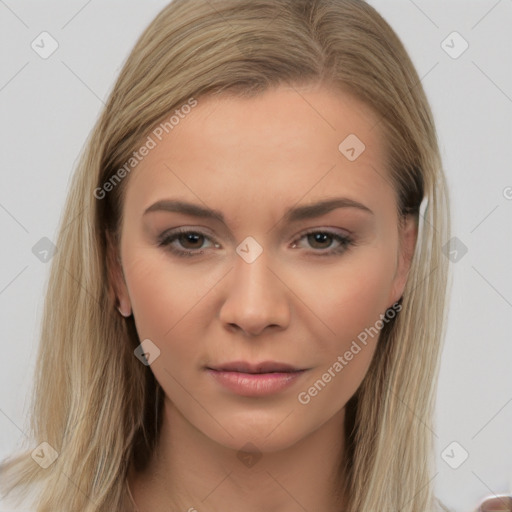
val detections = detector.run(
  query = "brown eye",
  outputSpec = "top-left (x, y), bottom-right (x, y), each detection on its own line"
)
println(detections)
top-left (292, 229), bottom-right (353, 256)
top-left (176, 232), bottom-right (205, 249)
top-left (307, 232), bottom-right (335, 250)
top-left (158, 229), bottom-right (219, 257)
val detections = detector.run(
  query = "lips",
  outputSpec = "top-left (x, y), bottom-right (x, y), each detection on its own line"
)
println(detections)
top-left (207, 360), bottom-right (304, 374)
top-left (206, 361), bottom-right (308, 397)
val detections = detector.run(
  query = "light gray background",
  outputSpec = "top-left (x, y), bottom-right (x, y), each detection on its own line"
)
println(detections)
top-left (1, 1), bottom-right (511, 511)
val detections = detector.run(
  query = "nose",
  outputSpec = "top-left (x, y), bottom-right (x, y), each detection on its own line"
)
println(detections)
top-left (218, 249), bottom-right (291, 337)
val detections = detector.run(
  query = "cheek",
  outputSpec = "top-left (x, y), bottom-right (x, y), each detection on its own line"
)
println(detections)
top-left (124, 248), bottom-right (217, 335)
top-left (122, 249), bottom-right (226, 379)
top-left (293, 251), bottom-right (397, 416)
top-left (290, 242), bottom-right (398, 346)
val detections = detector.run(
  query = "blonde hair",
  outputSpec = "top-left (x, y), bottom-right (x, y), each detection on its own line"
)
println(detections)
top-left (0, 1), bottom-right (451, 510)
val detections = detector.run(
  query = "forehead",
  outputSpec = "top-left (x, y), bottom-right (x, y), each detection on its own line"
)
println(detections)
top-left (123, 85), bottom-right (394, 222)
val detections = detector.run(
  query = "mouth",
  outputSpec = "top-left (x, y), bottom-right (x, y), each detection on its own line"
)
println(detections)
top-left (205, 361), bottom-right (308, 397)
top-left (206, 360), bottom-right (305, 374)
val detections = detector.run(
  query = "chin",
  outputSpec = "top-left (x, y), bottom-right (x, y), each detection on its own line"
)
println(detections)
top-left (196, 408), bottom-right (319, 454)
top-left (215, 428), bottom-right (308, 455)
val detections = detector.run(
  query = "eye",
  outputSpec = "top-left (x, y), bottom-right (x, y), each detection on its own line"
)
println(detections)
top-left (291, 229), bottom-right (353, 256)
top-left (158, 228), bottom-right (219, 257)
top-left (157, 228), bottom-right (353, 258)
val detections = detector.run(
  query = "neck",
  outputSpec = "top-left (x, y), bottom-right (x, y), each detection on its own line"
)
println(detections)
top-left (128, 398), bottom-right (348, 512)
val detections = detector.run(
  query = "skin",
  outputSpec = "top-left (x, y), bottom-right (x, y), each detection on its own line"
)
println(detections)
top-left (109, 83), bottom-right (418, 512)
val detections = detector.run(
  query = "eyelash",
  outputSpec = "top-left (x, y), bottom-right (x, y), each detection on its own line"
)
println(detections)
top-left (157, 228), bottom-right (353, 258)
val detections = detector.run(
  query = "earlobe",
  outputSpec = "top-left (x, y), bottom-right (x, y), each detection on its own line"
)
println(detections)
top-left (105, 230), bottom-right (132, 317)
top-left (389, 214), bottom-right (418, 306)
top-left (117, 303), bottom-right (132, 318)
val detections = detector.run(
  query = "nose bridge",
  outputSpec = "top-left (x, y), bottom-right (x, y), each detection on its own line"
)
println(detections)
top-left (233, 249), bottom-right (273, 300)
top-left (219, 244), bottom-right (290, 334)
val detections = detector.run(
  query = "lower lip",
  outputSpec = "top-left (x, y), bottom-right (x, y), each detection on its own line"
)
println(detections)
top-left (206, 369), bottom-right (306, 397)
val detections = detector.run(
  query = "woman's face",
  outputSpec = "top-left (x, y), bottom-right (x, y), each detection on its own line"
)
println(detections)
top-left (111, 84), bottom-right (417, 452)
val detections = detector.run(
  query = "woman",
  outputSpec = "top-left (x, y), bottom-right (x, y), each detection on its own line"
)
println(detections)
top-left (0, 0), bottom-right (452, 510)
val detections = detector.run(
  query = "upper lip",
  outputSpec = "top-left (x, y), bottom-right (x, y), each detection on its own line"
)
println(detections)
top-left (207, 361), bottom-right (304, 374)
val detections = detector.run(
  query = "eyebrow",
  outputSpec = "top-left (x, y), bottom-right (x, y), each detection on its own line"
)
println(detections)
top-left (143, 197), bottom-right (374, 224)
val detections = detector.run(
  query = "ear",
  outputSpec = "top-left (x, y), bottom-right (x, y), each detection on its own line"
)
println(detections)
top-left (105, 230), bottom-right (132, 317)
top-left (388, 214), bottom-right (418, 306)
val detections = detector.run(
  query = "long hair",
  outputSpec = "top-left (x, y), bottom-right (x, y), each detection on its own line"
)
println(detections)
top-left (0, 1), bottom-right (451, 510)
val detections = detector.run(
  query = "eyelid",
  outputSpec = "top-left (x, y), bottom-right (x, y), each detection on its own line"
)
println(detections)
top-left (293, 225), bottom-right (352, 240)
